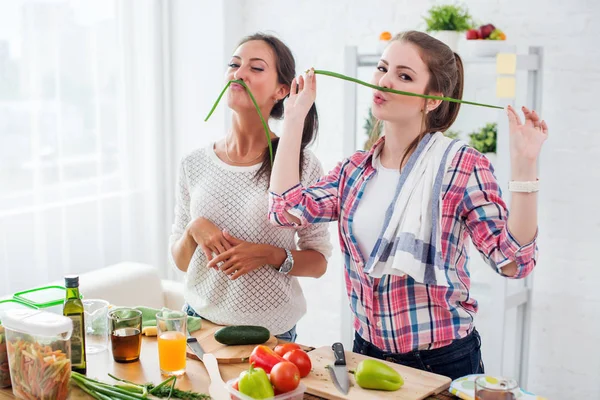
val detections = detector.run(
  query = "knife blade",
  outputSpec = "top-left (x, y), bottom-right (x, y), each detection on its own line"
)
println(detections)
top-left (328, 342), bottom-right (350, 395)
top-left (186, 333), bottom-right (205, 361)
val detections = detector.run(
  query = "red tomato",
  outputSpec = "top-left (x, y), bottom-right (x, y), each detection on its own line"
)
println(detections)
top-left (283, 349), bottom-right (312, 378)
top-left (274, 343), bottom-right (302, 357)
top-left (269, 361), bottom-right (300, 393)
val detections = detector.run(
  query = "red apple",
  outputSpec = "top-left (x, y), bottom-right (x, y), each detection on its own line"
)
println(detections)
top-left (466, 29), bottom-right (480, 40)
top-left (478, 24), bottom-right (496, 39)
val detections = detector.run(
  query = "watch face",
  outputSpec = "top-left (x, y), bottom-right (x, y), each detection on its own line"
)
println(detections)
top-left (280, 261), bottom-right (292, 274)
top-left (279, 251), bottom-right (293, 274)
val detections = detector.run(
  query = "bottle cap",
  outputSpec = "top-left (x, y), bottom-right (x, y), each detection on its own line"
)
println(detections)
top-left (64, 275), bottom-right (79, 288)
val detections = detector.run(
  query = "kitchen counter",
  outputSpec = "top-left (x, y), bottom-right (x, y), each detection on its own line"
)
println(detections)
top-left (0, 336), bottom-right (455, 399)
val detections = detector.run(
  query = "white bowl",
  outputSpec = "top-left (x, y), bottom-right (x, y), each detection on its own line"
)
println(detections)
top-left (463, 40), bottom-right (514, 57)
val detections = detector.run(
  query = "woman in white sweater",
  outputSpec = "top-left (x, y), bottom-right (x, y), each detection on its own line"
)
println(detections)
top-left (169, 33), bottom-right (332, 341)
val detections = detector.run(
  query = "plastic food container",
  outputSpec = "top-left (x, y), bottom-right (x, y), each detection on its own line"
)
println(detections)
top-left (0, 299), bottom-right (39, 389)
top-left (2, 309), bottom-right (73, 400)
top-left (225, 379), bottom-right (306, 400)
top-left (13, 285), bottom-right (77, 314)
top-left (0, 324), bottom-right (10, 388)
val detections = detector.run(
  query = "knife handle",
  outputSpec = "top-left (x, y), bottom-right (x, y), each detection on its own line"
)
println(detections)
top-left (332, 342), bottom-right (346, 366)
top-left (204, 353), bottom-right (223, 384)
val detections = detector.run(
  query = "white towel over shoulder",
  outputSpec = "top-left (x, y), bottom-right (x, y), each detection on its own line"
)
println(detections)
top-left (364, 132), bottom-right (466, 286)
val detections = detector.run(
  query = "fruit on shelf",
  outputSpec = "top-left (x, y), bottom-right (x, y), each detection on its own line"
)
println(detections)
top-left (379, 31), bottom-right (392, 41)
top-left (489, 28), bottom-right (506, 40)
top-left (479, 24), bottom-right (496, 39)
top-left (466, 24), bottom-right (506, 40)
top-left (466, 29), bottom-right (480, 40)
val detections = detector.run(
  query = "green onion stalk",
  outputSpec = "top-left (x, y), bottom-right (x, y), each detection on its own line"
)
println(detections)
top-left (313, 70), bottom-right (503, 109)
top-left (205, 70), bottom-right (503, 164)
top-left (204, 80), bottom-right (273, 165)
top-left (70, 372), bottom-right (210, 400)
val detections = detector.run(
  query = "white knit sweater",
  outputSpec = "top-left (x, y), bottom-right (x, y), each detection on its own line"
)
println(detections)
top-left (169, 144), bottom-right (332, 335)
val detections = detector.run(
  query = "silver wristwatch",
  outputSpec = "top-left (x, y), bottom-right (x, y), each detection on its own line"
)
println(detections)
top-left (278, 249), bottom-right (294, 275)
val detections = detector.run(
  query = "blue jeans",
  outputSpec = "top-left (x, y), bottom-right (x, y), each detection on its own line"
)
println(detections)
top-left (183, 303), bottom-right (298, 343)
top-left (353, 329), bottom-right (484, 380)
top-left (274, 325), bottom-right (297, 343)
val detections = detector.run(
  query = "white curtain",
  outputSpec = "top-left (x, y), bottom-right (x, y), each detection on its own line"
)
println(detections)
top-left (0, 0), bottom-right (173, 296)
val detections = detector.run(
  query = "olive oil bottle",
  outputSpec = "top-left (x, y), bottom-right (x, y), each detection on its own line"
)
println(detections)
top-left (63, 275), bottom-right (87, 374)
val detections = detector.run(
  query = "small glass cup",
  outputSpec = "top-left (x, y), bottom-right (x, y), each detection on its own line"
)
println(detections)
top-left (108, 308), bottom-right (142, 363)
top-left (156, 310), bottom-right (187, 376)
top-left (83, 299), bottom-right (109, 354)
top-left (475, 376), bottom-right (519, 400)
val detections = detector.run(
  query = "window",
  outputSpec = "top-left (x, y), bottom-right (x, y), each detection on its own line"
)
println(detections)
top-left (0, 0), bottom-right (169, 295)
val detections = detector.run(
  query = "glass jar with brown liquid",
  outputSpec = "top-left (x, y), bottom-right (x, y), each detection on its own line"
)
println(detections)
top-left (108, 308), bottom-right (142, 363)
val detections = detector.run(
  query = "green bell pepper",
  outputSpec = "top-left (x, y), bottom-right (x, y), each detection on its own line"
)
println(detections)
top-left (355, 359), bottom-right (404, 391)
top-left (238, 364), bottom-right (275, 399)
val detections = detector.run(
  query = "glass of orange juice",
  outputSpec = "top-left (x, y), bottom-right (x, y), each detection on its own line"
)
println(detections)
top-left (156, 310), bottom-right (187, 376)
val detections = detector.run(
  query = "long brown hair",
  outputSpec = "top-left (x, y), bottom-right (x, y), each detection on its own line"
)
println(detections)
top-left (236, 33), bottom-right (318, 183)
top-left (370, 30), bottom-right (464, 169)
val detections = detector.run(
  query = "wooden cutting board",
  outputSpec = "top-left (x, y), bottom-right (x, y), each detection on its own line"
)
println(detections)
top-left (303, 346), bottom-right (451, 400)
top-left (185, 319), bottom-right (278, 364)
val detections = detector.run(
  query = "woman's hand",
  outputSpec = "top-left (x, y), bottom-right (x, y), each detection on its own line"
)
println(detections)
top-left (284, 68), bottom-right (317, 121)
top-left (507, 105), bottom-right (548, 179)
top-left (206, 231), bottom-right (285, 280)
top-left (186, 217), bottom-right (232, 261)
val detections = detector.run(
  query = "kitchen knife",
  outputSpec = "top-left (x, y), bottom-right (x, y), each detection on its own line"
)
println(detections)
top-left (186, 333), bottom-right (205, 361)
top-left (328, 342), bottom-right (350, 395)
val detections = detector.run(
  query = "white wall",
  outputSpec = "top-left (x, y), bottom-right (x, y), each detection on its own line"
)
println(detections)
top-left (169, 0), bottom-right (246, 166)
top-left (235, 0), bottom-right (600, 398)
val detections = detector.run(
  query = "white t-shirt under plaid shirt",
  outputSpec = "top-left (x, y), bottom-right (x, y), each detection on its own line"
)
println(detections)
top-left (169, 144), bottom-right (332, 335)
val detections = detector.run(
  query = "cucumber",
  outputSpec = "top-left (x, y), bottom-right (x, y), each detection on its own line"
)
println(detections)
top-left (214, 325), bottom-right (270, 345)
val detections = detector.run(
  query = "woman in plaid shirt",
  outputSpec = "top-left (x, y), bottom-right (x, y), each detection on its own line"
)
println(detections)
top-left (269, 31), bottom-right (548, 379)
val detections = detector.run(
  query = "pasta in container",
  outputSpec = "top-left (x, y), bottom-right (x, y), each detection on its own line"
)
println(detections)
top-left (1, 309), bottom-right (72, 400)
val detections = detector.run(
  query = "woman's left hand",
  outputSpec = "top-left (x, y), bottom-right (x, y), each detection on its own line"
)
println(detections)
top-left (206, 231), bottom-right (280, 280)
top-left (507, 105), bottom-right (548, 164)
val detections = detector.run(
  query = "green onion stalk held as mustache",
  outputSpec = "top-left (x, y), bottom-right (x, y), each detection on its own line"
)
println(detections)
top-left (204, 69), bottom-right (503, 164)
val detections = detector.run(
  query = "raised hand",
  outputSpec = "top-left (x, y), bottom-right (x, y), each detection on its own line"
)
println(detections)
top-left (506, 105), bottom-right (548, 163)
top-left (284, 68), bottom-right (317, 121)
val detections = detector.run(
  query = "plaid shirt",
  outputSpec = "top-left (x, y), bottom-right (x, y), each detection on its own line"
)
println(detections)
top-left (269, 136), bottom-right (538, 353)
